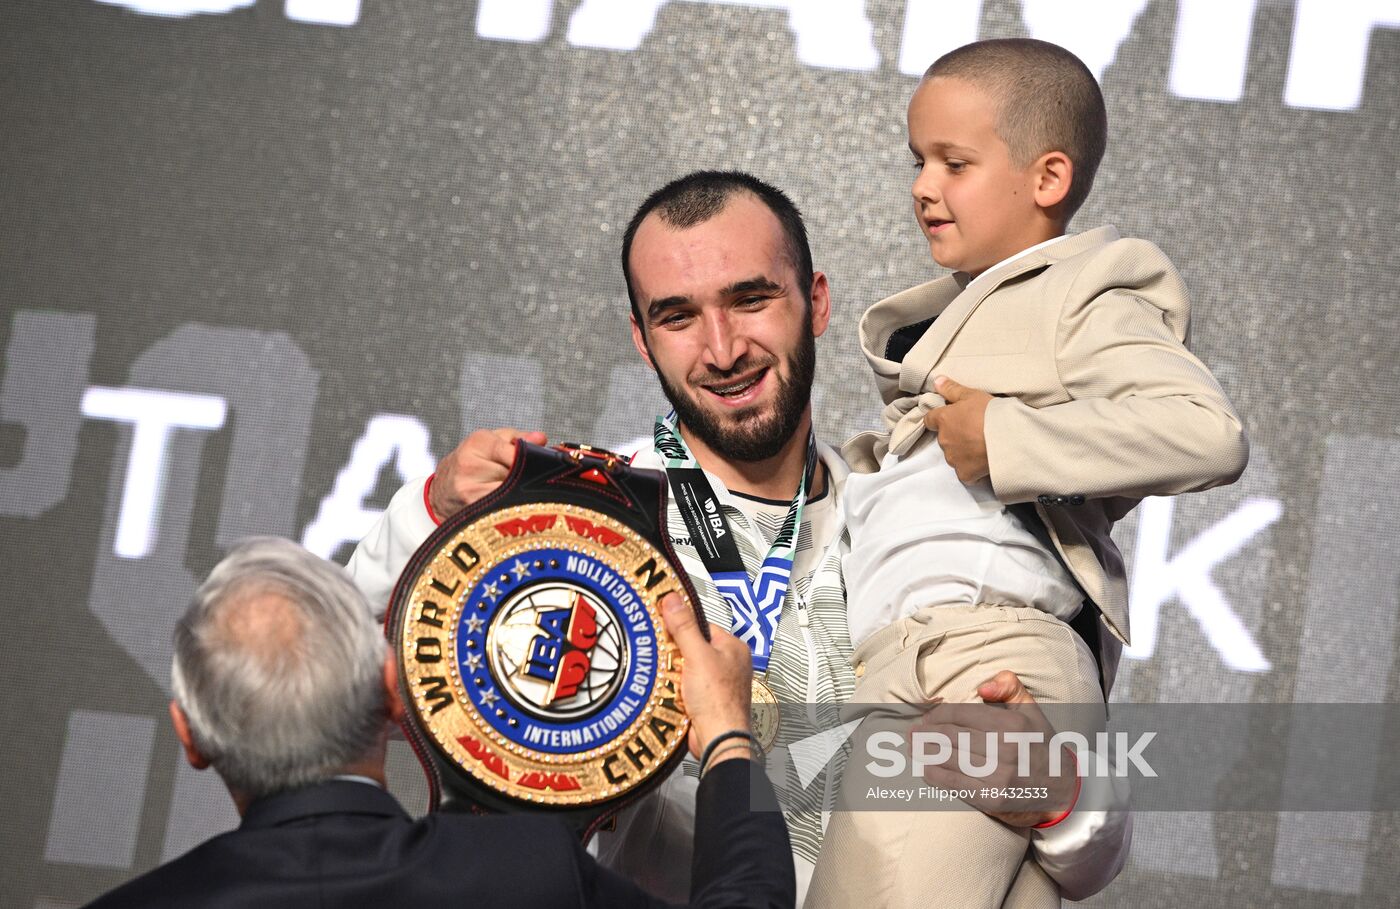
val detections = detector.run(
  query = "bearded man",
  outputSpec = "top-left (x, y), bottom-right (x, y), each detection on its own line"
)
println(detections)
top-left (348, 171), bottom-right (1130, 904)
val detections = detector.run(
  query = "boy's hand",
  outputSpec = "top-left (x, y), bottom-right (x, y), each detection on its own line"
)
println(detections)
top-left (924, 376), bottom-right (992, 483)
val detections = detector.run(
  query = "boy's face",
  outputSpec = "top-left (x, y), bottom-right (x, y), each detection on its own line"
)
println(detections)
top-left (907, 77), bottom-right (1052, 277)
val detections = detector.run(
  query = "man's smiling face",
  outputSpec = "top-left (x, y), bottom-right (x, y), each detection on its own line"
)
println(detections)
top-left (628, 192), bottom-right (829, 462)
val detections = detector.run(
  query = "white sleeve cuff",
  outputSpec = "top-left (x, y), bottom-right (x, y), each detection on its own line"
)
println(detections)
top-left (344, 475), bottom-right (438, 620)
top-left (1030, 747), bottom-right (1132, 900)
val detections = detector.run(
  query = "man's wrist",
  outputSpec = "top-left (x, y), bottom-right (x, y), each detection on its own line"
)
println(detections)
top-left (693, 712), bottom-right (751, 749)
top-left (422, 474), bottom-right (443, 526)
top-left (697, 728), bottom-right (757, 776)
top-left (1033, 747), bottom-right (1081, 828)
top-left (702, 740), bottom-right (755, 773)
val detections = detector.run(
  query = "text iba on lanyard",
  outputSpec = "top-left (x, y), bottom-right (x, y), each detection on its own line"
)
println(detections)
top-left (652, 415), bottom-right (815, 673)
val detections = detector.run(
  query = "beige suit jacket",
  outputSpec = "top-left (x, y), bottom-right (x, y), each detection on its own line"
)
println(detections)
top-left (844, 227), bottom-right (1248, 681)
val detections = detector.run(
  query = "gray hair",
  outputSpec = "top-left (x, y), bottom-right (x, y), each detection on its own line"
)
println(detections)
top-left (171, 537), bottom-right (388, 799)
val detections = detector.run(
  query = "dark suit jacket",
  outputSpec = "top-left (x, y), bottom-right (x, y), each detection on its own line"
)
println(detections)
top-left (86, 759), bottom-right (793, 908)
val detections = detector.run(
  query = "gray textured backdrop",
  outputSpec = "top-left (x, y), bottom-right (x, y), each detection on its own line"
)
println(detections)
top-left (2, 0), bottom-right (1398, 906)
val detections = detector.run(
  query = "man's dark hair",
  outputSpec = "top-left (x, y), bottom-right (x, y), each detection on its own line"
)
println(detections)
top-left (925, 38), bottom-right (1107, 221)
top-left (621, 170), bottom-right (814, 326)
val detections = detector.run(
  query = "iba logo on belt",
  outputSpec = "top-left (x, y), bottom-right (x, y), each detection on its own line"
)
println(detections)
top-left (519, 585), bottom-right (610, 708)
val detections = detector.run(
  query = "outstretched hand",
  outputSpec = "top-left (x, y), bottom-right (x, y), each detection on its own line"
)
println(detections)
top-left (428, 428), bottom-right (548, 520)
top-left (923, 375), bottom-right (993, 484)
top-left (658, 592), bottom-right (753, 767)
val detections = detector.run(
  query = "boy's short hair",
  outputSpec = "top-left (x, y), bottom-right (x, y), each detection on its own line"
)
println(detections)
top-left (925, 38), bottom-right (1107, 221)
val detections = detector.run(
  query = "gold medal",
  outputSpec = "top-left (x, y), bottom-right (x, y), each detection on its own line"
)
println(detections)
top-left (750, 675), bottom-right (780, 752)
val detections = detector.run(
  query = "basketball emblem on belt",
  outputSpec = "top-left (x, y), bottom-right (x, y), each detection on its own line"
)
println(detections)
top-left (398, 501), bottom-right (689, 807)
top-left (491, 582), bottom-right (625, 718)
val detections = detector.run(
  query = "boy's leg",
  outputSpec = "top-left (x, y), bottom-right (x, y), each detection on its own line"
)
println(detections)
top-left (1002, 856), bottom-right (1058, 909)
top-left (807, 605), bottom-right (1104, 909)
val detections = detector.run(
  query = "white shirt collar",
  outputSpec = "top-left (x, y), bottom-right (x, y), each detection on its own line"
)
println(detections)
top-left (963, 233), bottom-right (1074, 291)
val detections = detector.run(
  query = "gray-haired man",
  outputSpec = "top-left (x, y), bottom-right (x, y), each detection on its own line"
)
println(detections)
top-left (86, 537), bottom-right (794, 909)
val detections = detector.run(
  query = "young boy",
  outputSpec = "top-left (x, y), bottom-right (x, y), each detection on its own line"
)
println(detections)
top-left (807, 39), bottom-right (1247, 907)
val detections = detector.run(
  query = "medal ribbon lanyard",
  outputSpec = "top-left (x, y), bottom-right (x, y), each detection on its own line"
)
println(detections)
top-left (653, 414), bottom-right (815, 672)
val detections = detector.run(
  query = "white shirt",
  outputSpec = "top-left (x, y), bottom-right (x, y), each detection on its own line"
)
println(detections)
top-left (965, 234), bottom-right (1073, 290)
top-left (597, 444), bottom-right (857, 905)
top-left (843, 433), bottom-right (1083, 649)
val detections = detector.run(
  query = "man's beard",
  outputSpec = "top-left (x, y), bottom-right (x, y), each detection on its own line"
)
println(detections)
top-left (655, 328), bottom-right (816, 463)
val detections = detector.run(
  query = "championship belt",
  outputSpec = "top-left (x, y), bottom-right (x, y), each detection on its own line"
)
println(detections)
top-left (386, 442), bottom-right (703, 841)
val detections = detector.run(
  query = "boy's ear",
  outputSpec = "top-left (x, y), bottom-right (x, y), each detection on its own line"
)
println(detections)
top-left (1032, 150), bottom-right (1074, 213)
